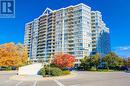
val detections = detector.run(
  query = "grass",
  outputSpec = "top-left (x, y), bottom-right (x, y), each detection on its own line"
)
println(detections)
top-left (97, 69), bottom-right (114, 72)
top-left (93, 69), bottom-right (123, 72)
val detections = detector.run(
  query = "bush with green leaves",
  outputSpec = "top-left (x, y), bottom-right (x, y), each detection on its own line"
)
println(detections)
top-left (62, 70), bottom-right (70, 75)
top-left (39, 65), bottom-right (72, 77)
top-left (90, 67), bottom-right (97, 71)
top-left (0, 66), bottom-right (12, 71)
top-left (38, 68), bottom-right (46, 77)
top-left (50, 67), bottom-right (62, 76)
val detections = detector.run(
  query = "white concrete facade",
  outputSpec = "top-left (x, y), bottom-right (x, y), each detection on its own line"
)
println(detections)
top-left (24, 3), bottom-right (111, 66)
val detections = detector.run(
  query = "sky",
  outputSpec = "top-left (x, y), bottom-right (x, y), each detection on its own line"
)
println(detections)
top-left (0, 0), bottom-right (130, 57)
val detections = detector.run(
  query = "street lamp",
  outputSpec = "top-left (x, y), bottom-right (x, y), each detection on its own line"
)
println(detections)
top-left (49, 55), bottom-right (53, 77)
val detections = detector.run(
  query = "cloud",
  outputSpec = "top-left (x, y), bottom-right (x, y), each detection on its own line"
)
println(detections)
top-left (113, 46), bottom-right (130, 58)
top-left (117, 46), bottom-right (130, 51)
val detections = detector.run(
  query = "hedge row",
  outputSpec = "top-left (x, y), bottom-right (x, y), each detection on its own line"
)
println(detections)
top-left (39, 67), bottom-right (70, 77)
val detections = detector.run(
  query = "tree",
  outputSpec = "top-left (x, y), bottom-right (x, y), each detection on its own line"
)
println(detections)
top-left (102, 52), bottom-right (124, 70)
top-left (80, 53), bottom-right (100, 71)
top-left (116, 57), bottom-right (125, 67)
top-left (102, 52), bottom-right (117, 69)
top-left (90, 53), bottom-right (100, 70)
top-left (53, 53), bottom-right (75, 69)
top-left (127, 57), bottom-right (130, 67)
top-left (80, 56), bottom-right (91, 70)
top-left (0, 43), bottom-right (28, 67)
top-left (17, 43), bottom-right (28, 65)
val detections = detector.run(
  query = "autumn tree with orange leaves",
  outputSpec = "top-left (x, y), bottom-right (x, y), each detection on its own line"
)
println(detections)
top-left (53, 53), bottom-right (75, 69)
top-left (0, 43), bottom-right (28, 67)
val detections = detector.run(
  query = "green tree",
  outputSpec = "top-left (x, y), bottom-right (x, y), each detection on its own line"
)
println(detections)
top-left (80, 56), bottom-right (91, 70)
top-left (116, 57), bottom-right (124, 67)
top-left (102, 52), bottom-right (117, 69)
top-left (127, 57), bottom-right (130, 67)
top-left (90, 53), bottom-right (100, 70)
top-left (80, 53), bottom-right (101, 71)
top-left (102, 52), bottom-right (124, 70)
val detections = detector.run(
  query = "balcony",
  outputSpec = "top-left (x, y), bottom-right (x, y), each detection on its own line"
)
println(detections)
top-left (37, 49), bottom-right (45, 52)
top-left (38, 42), bottom-right (45, 45)
top-left (38, 28), bottom-right (46, 32)
top-left (38, 32), bottom-right (46, 36)
top-left (38, 39), bottom-right (46, 43)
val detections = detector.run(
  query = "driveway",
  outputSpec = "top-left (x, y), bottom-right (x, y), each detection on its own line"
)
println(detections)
top-left (0, 71), bottom-right (130, 86)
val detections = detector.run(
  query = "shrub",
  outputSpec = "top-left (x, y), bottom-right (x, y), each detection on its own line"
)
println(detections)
top-left (44, 66), bottom-right (52, 75)
top-left (62, 70), bottom-right (70, 75)
top-left (6, 66), bottom-right (12, 70)
top-left (90, 67), bottom-right (97, 71)
top-left (0, 66), bottom-right (12, 71)
top-left (39, 68), bottom-right (46, 77)
top-left (50, 67), bottom-right (62, 76)
top-left (39, 67), bottom-right (71, 77)
top-left (50, 64), bottom-right (57, 67)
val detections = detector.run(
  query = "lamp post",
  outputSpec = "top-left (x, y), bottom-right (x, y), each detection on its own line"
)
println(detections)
top-left (42, 57), bottom-right (46, 67)
top-left (49, 55), bottom-right (52, 77)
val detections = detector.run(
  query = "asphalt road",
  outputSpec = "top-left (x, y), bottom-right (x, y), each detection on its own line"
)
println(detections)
top-left (0, 71), bottom-right (130, 86)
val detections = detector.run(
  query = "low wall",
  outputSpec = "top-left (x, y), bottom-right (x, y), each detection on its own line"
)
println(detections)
top-left (18, 63), bottom-right (43, 75)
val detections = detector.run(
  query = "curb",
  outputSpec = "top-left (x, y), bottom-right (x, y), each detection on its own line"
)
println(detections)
top-left (10, 72), bottom-right (77, 81)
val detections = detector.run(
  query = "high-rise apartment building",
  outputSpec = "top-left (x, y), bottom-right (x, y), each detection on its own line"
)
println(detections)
top-left (91, 11), bottom-right (111, 57)
top-left (24, 3), bottom-right (110, 65)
